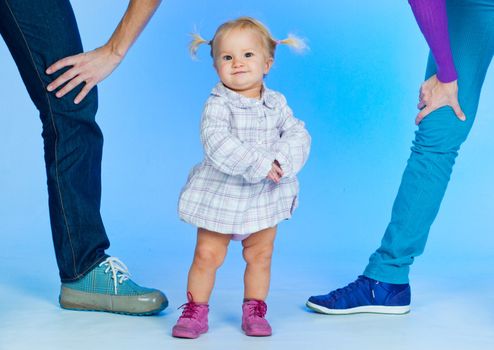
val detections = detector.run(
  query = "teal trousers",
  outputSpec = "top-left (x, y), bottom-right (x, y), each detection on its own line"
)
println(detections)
top-left (364, 0), bottom-right (494, 284)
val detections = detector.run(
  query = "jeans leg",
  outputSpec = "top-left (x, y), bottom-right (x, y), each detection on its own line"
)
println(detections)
top-left (0, 0), bottom-right (110, 282)
top-left (364, 0), bottom-right (494, 284)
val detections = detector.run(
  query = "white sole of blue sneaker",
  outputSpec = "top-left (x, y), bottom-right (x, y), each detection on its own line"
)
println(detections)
top-left (306, 301), bottom-right (410, 315)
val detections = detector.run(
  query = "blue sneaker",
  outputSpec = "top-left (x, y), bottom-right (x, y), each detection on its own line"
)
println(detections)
top-left (59, 257), bottom-right (168, 315)
top-left (307, 275), bottom-right (411, 315)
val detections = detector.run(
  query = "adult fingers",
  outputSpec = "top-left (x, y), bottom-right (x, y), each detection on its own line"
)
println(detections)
top-left (452, 102), bottom-right (466, 121)
top-left (55, 75), bottom-right (85, 98)
top-left (47, 68), bottom-right (79, 92)
top-left (74, 82), bottom-right (95, 104)
top-left (415, 105), bottom-right (434, 125)
top-left (417, 99), bottom-right (426, 110)
top-left (46, 55), bottom-right (79, 75)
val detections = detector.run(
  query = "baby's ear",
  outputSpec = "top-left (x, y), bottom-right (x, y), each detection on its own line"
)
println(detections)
top-left (264, 57), bottom-right (274, 74)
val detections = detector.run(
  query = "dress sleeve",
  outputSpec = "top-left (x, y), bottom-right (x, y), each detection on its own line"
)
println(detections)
top-left (201, 100), bottom-right (275, 183)
top-left (271, 96), bottom-right (311, 178)
top-left (409, 0), bottom-right (458, 82)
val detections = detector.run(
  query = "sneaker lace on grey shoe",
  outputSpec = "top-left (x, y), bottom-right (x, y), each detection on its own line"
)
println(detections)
top-left (99, 257), bottom-right (131, 295)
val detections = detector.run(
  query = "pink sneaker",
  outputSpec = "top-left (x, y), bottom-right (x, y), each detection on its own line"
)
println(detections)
top-left (172, 293), bottom-right (209, 339)
top-left (241, 300), bottom-right (272, 336)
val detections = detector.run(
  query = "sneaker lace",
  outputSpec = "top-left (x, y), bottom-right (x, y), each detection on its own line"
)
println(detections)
top-left (247, 300), bottom-right (267, 318)
top-left (98, 257), bottom-right (131, 295)
top-left (330, 275), bottom-right (374, 301)
top-left (177, 292), bottom-right (202, 319)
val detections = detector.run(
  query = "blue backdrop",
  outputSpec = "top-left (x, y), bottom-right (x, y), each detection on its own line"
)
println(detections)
top-left (1, 0), bottom-right (493, 297)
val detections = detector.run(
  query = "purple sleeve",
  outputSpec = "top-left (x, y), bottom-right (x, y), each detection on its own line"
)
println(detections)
top-left (409, 0), bottom-right (458, 82)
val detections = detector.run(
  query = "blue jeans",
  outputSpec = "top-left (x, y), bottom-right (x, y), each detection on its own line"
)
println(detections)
top-left (364, 0), bottom-right (494, 284)
top-left (0, 0), bottom-right (109, 282)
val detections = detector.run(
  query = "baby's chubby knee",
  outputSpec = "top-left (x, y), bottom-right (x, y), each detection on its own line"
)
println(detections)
top-left (193, 244), bottom-right (227, 269)
top-left (242, 243), bottom-right (274, 266)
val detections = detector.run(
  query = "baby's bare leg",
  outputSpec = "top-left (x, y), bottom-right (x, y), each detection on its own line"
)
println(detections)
top-left (242, 226), bottom-right (277, 300)
top-left (187, 228), bottom-right (231, 303)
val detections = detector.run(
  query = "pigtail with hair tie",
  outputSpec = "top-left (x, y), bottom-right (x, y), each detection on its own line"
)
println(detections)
top-left (189, 33), bottom-right (210, 59)
top-left (277, 33), bottom-right (308, 53)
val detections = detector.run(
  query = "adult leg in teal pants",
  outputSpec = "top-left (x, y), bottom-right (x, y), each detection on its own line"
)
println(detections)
top-left (365, 0), bottom-right (494, 284)
top-left (308, 0), bottom-right (494, 314)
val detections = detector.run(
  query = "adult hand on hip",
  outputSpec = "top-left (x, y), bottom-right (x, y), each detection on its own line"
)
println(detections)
top-left (46, 45), bottom-right (122, 104)
top-left (45, 0), bottom-right (162, 104)
top-left (415, 74), bottom-right (466, 125)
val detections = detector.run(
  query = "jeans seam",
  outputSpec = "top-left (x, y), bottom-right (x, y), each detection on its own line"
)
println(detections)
top-left (5, 0), bottom-right (78, 277)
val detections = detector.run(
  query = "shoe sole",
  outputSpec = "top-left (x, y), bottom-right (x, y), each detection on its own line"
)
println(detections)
top-left (306, 301), bottom-right (410, 315)
top-left (172, 326), bottom-right (208, 339)
top-left (59, 287), bottom-right (168, 316)
top-left (242, 326), bottom-right (272, 337)
top-left (241, 322), bottom-right (273, 337)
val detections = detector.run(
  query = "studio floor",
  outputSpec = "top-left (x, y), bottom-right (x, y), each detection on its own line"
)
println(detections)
top-left (1, 245), bottom-right (493, 350)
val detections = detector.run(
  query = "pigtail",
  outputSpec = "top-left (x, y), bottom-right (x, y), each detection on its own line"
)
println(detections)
top-left (189, 33), bottom-right (210, 59)
top-left (276, 33), bottom-right (308, 54)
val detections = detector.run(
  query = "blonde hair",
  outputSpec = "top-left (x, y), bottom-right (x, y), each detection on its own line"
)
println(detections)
top-left (189, 16), bottom-right (307, 59)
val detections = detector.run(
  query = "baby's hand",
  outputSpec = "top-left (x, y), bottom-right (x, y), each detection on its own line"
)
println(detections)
top-left (267, 160), bottom-right (283, 183)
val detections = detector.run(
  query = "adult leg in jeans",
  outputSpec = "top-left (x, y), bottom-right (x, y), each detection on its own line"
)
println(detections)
top-left (0, 0), bottom-right (167, 314)
top-left (364, 0), bottom-right (494, 284)
top-left (0, 0), bottom-right (108, 281)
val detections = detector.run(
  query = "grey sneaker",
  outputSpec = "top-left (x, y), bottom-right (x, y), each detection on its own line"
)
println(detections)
top-left (59, 257), bottom-right (168, 315)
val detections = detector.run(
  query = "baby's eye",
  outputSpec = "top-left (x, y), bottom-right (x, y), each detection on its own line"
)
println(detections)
top-left (222, 55), bottom-right (232, 61)
top-left (244, 52), bottom-right (254, 58)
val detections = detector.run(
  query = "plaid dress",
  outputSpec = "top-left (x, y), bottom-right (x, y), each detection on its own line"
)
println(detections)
top-left (178, 83), bottom-right (311, 236)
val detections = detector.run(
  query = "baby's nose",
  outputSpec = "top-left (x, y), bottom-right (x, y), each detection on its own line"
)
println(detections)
top-left (232, 57), bottom-right (244, 66)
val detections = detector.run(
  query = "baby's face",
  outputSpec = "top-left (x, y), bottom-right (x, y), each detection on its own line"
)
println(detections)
top-left (214, 28), bottom-right (273, 99)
